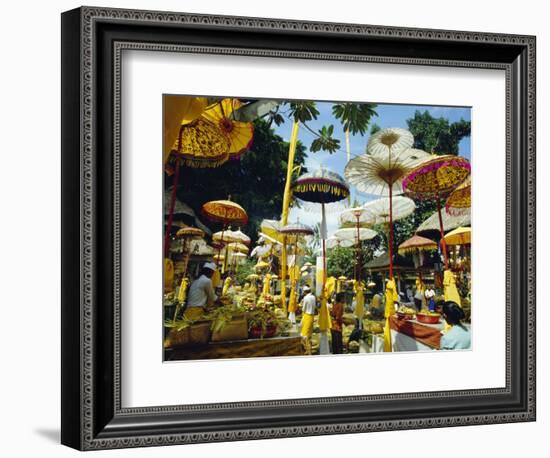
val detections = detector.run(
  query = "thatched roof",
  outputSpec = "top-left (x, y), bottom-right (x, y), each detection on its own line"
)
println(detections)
top-left (416, 209), bottom-right (470, 234)
top-left (365, 252), bottom-right (415, 271)
top-left (164, 189), bottom-right (211, 235)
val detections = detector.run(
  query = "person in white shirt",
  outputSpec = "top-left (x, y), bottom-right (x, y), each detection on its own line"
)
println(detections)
top-left (184, 262), bottom-right (218, 320)
top-left (300, 286), bottom-right (317, 339)
top-left (424, 286), bottom-right (436, 311)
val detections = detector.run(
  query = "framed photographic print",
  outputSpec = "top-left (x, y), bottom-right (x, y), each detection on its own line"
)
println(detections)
top-left (61, 6), bottom-right (536, 451)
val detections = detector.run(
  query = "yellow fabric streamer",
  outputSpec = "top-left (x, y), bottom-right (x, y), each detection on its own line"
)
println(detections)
top-left (262, 274), bottom-right (272, 296)
top-left (384, 278), bottom-right (399, 352)
top-left (288, 284), bottom-right (298, 313)
top-left (211, 269), bottom-right (221, 288)
top-left (318, 277), bottom-right (336, 332)
top-left (222, 277), bottom-right (232, 296)
top-left (443, 270), bottom-right (462, 306)
top-left (354, 280), bottom-right (365, 321)
top-left (164, 258), bottom-right (174, 293)
top-left (177, 277), bottom-right (189, 304)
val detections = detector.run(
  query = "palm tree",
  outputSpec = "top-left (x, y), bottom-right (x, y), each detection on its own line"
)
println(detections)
top-left (333, 103), bottom-right (378, 202)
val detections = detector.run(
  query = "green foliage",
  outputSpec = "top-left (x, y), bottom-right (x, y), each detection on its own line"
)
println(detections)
top-left (370, 123), bottom-right (381, 136)
top-left (176, 118), bottom-right (308, 245)
top-left (326, 242), bottom-right (379, 280)
top-left (310, 124), bottom-right (340, 153)
top-left (372, 198), bottom-right (441, 254)
top-left (332, 103), bottom-right (378, 135)
top-left (406, 110), bottom-right (471, 155)
top-left (288, 101), bottom-right (320, 123)
top-left (235, 258), bottom-right (257, 285)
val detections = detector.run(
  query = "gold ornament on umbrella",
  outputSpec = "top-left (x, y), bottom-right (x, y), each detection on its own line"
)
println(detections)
top-left (445, 176), bottom-right (471, 216)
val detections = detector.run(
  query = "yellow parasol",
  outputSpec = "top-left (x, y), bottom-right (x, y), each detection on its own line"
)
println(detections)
top-left (254, 260), bottom-right (270, 271)
top-left (226, 242), bottom-right (249, 254)
top-left (163, 95), bottom-right (208, 164)
top-left (444, 226), bottom-right (471, 246)
top-left (202, 198), bottom-right (248, 274)
top-left (201, 98), bottom-right (254, 159)
top-left (446, 176), bottom-right (471, 216)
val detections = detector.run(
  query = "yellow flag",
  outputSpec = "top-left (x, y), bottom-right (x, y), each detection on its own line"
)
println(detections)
top-left (211, 269), bottom-right (221, 288)
top-left (383, 278), bottom-right (398, 352)
top-left (222, 277), bottom-right (232, 296)
top-left (177, 277), bottom-right (189, 304)
top-left (288, 284), bottom-right (298, 313)
top-left (443, 270), bottom-right (461, 306)
top-left (262, 274), bottom-right (272, 296)
top-left (164, 258), bottom-right (174, 293)
top-left (354, 280), bottom-right (365, 320)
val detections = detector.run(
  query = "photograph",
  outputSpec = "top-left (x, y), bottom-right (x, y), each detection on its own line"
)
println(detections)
top-left (162, 95), bottom-right (472, 361)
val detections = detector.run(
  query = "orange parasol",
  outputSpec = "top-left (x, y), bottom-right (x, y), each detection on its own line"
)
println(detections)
top-left (202, 198), bottom-right (248, 273)
top-left (201, 199), bottom-right (248, 226)
top-left (398, 234), bottom-right (438, 255)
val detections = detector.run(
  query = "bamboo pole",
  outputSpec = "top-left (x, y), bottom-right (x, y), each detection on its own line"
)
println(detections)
top-left (280, 121), bottom-right (300, 313)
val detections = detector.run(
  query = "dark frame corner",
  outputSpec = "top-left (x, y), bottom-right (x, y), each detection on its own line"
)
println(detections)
top-left (61, 6), bottom-right (536, 451)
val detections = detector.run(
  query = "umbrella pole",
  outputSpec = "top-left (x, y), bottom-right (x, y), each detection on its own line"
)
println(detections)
top-left (164, 159), bottom-right (180, 258)
top-left (436, 195), bottom-right (449, 270)
top-left (356, 214), bottom-right (362, 282)
top-left (322, 203), bottom-right (327, 288)
top-left (389, 183), bottom-right (394, 279)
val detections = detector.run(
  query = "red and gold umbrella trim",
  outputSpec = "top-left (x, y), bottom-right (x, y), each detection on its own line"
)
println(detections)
top-left (403, 155), bottom-right (471, 196)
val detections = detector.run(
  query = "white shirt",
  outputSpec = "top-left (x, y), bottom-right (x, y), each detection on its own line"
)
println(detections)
top-left (301, 293), bottom-right (316, 315)
top-left (425, 288), bottom-right (436, 299)
top-left (187, 274), bottom-right (217, 308)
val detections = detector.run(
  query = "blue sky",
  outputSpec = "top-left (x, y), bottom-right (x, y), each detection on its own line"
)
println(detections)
top-left (270, 101), bottom-right (471, 236)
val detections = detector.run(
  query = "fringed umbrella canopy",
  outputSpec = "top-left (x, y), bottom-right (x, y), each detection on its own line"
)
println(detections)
top-left (446, 176), bottom-right (471, 215)
top-left (292, 169), bottom-right (350, 204)
top-left (403, 155), bottom-right (471, 197)
top-left (170, 118), bottom-right (231, 168)
top-left (444, 226), bottom-right (471, 245)
top-left (363, 196), bottom-right (416, 224)
top-left (212, 230), bottom-right (241, 244)
top-left (417, 209), bottom-right (470, 233)
top-left (228, 228), bottom-right (251, 245)
top-left (403, 155), bottom-right (471, 269)
top-left (163, 95), bottom-right (208, 162)
top-left (326, 236), bottom-right (354, 249)
top-left (201, 199), bottom-right (248, 225)
top-left (279, 222), bottom-right (314, 237)
top-left (345, 148), bottom-right (429, 196)
top-left (226, 242), bottom-right (249, 254)
top-left (333, 227), bottom-right (378, 242)
top-left (398, 235), bottom-right (438, 255)
top-left (339, 206), bottom-right (376, 225)
top-left (176, 227), bottom-right (205, 239)
top-left (366, 127), bottom-right (414, 157)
